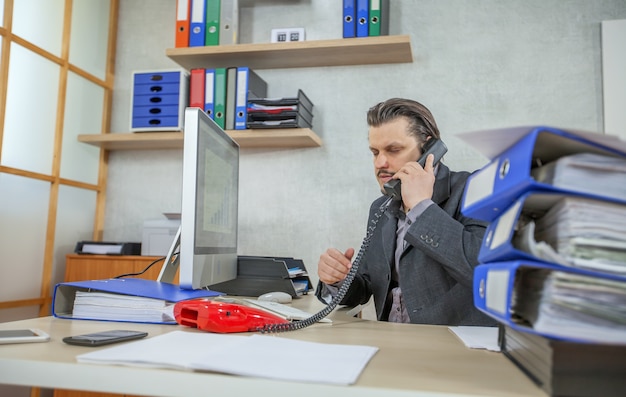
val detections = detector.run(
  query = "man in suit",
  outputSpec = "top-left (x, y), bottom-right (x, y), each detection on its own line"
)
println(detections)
top-left (316, 98), bottom-right (494, 325)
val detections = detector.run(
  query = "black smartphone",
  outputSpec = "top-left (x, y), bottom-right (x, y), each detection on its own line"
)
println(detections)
top-left (63, 330), bottom-right (148, 347)
top-left (383, 139), bottom-right (448, 200)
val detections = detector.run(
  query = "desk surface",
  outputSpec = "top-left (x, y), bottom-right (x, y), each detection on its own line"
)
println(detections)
top-left (0, 297), bottom-right (545, 397)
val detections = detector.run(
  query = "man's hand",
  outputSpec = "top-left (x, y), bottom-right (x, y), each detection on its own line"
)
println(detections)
top-left (393, 153), bottom-right (436, 211)
top-left (317, 247), bottom-right (355, 285)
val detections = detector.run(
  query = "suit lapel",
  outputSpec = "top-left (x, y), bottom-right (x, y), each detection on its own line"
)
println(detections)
top-left (381, 202), bottom-right (399, 264)
top-left (431, 163), bottom-right (452, 205)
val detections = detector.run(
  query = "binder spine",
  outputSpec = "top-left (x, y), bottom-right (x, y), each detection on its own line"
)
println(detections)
top-left (219, 0), bottom-right (239, 45)
top-left (189, 0), bottom-right (206, 47)
top-left (205, 0), bottom-right (220, 46)
top-left (343, 0), bottom-right (356, 38)
top-left (204, 69), bottom-right (215, 118)
top-left (189, 68), bottom-right (205, 109)
top-left (213, 68), bottom-right (227, 129)
top-left (356, 0), bottom-right (369, 37)
top-left (175, 0), bottom-right (191, 47)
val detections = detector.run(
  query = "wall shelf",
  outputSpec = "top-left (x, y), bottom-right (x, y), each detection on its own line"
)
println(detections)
top-left (82, 36), bottom-right (410, 151)
top-left (78, 128), bottom-right (322, 150)
top-left (165, 35), bottom-right (413, 70)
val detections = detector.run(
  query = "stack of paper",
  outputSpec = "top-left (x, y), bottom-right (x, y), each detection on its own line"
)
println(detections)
top-left (531, 152), bottom-right (626, 203)
top-left (514, 269), bottom-right (626, 343)
top-left (246, 89), bottom-right (314, 129)
top-left (529, 196), bottom-right (626, 275)
top-left (76, 330), bottom-right (378, 385)
top-left (72, 291), bottom-right (175, 323)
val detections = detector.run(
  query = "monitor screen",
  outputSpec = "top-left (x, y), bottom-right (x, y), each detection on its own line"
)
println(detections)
top-left (158, 108), bottom-right (239, 290)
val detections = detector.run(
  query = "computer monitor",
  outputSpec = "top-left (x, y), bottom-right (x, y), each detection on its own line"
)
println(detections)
top-left (157, 108), bottom-right (239, 290)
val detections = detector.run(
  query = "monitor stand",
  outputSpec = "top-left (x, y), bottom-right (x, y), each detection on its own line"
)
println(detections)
top-left (157, 225), bottom-right (181, 284)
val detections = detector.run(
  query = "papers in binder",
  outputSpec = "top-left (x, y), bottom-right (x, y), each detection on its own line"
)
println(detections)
top-left (474, 260), bottom-right (626, 343)
top-left (533, 196), bottom-right (626, 274)
top-left (532, 270), bottom-right (626, 344)
top-left (52, 278), bottom-right (222, 324)
top-left (531, 152), bottom-right (626, 204)
top-left (488, 194), bottom-right (626, 275)
top-left (72, 291), bottom-right (175, 323)
top-left (459, 126), bottom-right (626, 221)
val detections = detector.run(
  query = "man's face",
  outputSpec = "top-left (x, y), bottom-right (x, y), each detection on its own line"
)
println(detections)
top-left (368, 117), bottom-right (421, 192)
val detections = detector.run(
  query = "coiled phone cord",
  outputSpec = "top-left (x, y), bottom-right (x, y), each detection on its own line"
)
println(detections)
top-left (259, 196), bottom-right (394, 333)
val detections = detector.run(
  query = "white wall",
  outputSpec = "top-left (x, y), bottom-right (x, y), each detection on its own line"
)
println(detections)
top-left (105, 0), bottom-right (626, 287)
top-left (602, 18), bottom-right (626, 139)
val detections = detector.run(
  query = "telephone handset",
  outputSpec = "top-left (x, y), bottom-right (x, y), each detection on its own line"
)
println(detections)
top-left (383, 138), bottom-right (448, 200)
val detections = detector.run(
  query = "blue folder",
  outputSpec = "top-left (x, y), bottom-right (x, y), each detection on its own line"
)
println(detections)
top-left (53, 278), bottom-right (223, 324)
top-left (460, 126), bottom-right (626, 222)
top-left (189, 0), bottom-right (206, 47)
top-left (356, 0), bottom-right (369, 37)
top-left (478, 192), bottom-right (579, 264)
top-left (234, 67), bottom-right (267, 130)
top-left (473, 259), bottom-right (626, 344)
top-left (343, 0), bottom-right (356, 38)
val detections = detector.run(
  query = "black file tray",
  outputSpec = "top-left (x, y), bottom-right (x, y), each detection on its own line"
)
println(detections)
top-left (209, 255), bottom-right (312, 298)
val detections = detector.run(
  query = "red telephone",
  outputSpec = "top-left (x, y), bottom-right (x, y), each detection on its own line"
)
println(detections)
top-left (174, 299), bottom-right (289, 333)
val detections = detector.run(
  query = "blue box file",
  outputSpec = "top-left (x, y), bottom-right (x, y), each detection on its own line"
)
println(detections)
top-left (132, 105), bottom-right (181, 118)
top-left (132, 116), bottom-right (183, 129)
top-left (133, 82), bottom-right (181, 96)
top-left (131, 70), bottom-right (188, 132)
top-left (132, 94), bottom-right (181, 107)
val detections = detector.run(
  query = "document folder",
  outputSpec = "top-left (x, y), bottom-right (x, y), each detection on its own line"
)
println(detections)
top-left (204, 68), bottom-right (215, 117)
top-left (369, 0), bottom-right (389, 36)
top-left (460, 126), bottom-right (626, 222)
top-left (479, 192), bottom-right (626, 274)
top-left (209, 256), bottom-right (312, 297)
top-left (189, 68), bottom-right (205, 109)
top-left (175, 0), bottom-right (190, 47)
top-left (343, 0), bottom-right (356, 38)
top-left (473, 259), bottom-right (626, 344)
top-left (205, 0), bottom-right (220, 46)
top-left (356, 0), bottom-right (369, 37)
top-left (213, 67), bottom-right (227, 128)
top-left (53, 278), bottom-right (222, 324)
top-left (235, 67), bottom-right (268, 130)
top-left (219, 0), bottom-right (239, 45)
top-left (225, 67), bottom-right (238, 130)
top-left (500, 325), bottom-right (626, 397)
top-left (189, 0), bottom-right (206, 47)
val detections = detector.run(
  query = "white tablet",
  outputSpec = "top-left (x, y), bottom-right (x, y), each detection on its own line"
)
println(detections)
top-left (0, 329), bottom-right (50, 344)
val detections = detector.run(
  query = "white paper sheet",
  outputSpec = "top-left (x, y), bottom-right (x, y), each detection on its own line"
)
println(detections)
top-left (77, 330), bottom-right (378, 385)
top-left (456, 126), bottom-right (626, 160)
top-left (448, 326), bottom-right (500, 352)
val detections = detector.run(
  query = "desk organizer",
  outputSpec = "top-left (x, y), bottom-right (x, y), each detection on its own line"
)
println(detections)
top-left (130, 70), bottom-right (189, 132)
top-left (210, 256), bottom-right (312, 297)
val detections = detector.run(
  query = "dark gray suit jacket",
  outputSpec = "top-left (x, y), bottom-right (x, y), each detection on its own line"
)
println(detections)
top-left (318, 163), bottom-right (496, 326)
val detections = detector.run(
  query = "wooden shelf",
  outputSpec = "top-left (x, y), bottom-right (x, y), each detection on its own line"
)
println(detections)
top-left (78, 128), bottom-right (322, 150)
top-left (86, 36), bottom-right (410, 151)
top-left (165, 35), bottom-right (413, 70)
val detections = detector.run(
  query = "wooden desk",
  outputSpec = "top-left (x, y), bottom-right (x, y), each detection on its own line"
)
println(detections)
top-left (0, 297), bottom-right (545, 397)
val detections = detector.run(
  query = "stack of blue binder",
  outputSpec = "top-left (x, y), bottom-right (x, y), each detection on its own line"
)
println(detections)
top-left (459, 126), bottom-right (626, 397)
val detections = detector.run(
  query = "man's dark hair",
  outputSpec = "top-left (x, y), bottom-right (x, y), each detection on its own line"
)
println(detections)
top-left (367, 98), bottom-right (441, 144)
